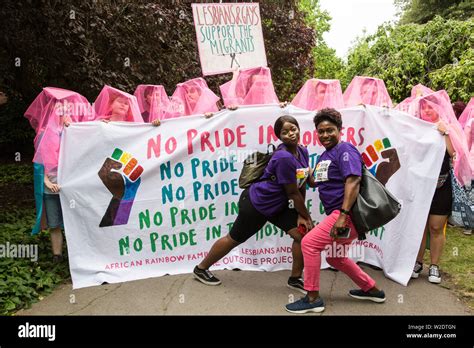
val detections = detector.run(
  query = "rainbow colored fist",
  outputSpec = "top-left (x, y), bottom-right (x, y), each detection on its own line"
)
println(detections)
top-left (98, 148), bottom-right (144, 227)
top-left (361, 138), bottom-right (400, 186)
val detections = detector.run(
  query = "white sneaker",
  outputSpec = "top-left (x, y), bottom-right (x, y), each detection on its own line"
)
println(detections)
top-left (463, 229), bottom-right (472, 235)
top-left (428, 264), bottom-right (441, 284)
top-left (411, 261), bottom-right (423, 279)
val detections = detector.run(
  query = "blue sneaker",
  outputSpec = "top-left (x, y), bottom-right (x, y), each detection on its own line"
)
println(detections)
top-left (285, 295), bottom-right (325, 314)
top-left (349, 289), bottom-right (386, 303)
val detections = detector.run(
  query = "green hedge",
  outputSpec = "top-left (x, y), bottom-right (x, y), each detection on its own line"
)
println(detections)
top-left (0, 208), bottom-right (70, 315)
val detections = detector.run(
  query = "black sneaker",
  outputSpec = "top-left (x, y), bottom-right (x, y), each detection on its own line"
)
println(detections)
top-left (193, 266), bottom-right (221, 286)
top-left (428, 264), bottom-right (441, 284)
top-left (411, 261), bottom-right (423, 279)
top-left (349, 289), bottom-right (386, 303)
top-left (287, 277), bottom-right (307, 294)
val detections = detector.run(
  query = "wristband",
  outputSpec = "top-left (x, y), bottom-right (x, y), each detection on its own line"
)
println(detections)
top-left (340, 209), bottom-right (350, 215)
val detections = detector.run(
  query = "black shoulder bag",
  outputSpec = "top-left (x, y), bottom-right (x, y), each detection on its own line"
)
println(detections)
top-left (238, 144), bottom-right (277, 189)
top-left (351, 163), bottom-right (402, 240)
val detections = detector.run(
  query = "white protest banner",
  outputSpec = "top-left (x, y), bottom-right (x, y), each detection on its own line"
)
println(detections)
top-left (191, 2), bottom-right (267, 75)
top-left (58, 105), bottom-right (445, 289)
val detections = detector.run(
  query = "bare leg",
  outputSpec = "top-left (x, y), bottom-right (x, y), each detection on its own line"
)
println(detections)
top-left (287, 227), bottom-right (303, 278)
top-left (307, 290), bottom-right (320, 302)
top-left (198, 234), bottom-right (240, 270)
top-left (416, 220), bottom-right (429, 263)
top-left (428, 214), bottom-right (447, 265)
top-left (290, 240), bottom-right (304, 278)
top-left (50, 228), bottom-right (63, 256)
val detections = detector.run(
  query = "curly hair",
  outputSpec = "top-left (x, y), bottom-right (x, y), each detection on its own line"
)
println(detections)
top-left (313, 108), bottom-right (342, 130)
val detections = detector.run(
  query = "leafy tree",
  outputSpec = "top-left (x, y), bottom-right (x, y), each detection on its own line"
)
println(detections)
top-left (297, 0), bottom-right (346, 88)
top-left (260, 0), bottom-right (316, 100)
top-left (0, 0), bottom-right (316, 147)
top-left (429, 48), bottom-right (473, 102)
top-left (396, 0), bottom-right (474, 24)
top-left (345, 16), bottom-right (473, 103)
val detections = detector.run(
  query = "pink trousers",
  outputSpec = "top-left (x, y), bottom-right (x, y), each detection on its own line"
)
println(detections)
top-left (301, 210), bottom-right (376, 292)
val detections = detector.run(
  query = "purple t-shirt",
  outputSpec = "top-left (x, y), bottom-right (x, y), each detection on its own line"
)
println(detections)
top-left (249, 144), bottom-right (310, 217)
top-left (314, 142), bottom-right (362, 215)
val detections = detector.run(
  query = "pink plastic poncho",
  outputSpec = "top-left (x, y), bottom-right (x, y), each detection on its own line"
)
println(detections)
top-left (343, 76), bottom-right (393, 108)
top-left (459, 98), bottom-right (474, 175)
top-left (411, 84), bottom-right (435, 98)
top-left (93, 85), bottom-right (144, 122)
top-left (25, 87), bottom-right (93, 174)
top-left (291, 79), bottom-right (344, 111)
top-left (416, 90), bottom-right (472, 186)
top-left (395, 84), bottom-right (435, 113)
top-left (133, 85), bottom-right (172, 122)
top-left (170, 78), bottom-right (220, 117)
top-left (463, 121), bottom-right (474, 177)
top-left (219, 67), bottom-right (279, 107)
top-left (458, 97), bottom-right (474, 128)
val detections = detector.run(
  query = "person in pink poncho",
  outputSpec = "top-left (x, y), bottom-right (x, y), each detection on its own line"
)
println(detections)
top-left (169, 77), bottom-right (220, 118)
top-left (410, 90), bottom-right (472, 284)
top-left (395, 84), bottom-right (435, 113)
top-left (458, 98), bottom-right (474, 235)
top-left (134, 85), bottom-right (172, 124)
top-left (94, 85), bottom-right (144, 123)
top-left (459, 99), bottom-right (473, 169)
top-left (458, 97), bottom-right (473, 128)
top-left (343, 76), bottom-right (393, 108)
top-left (25, 87), bottom-right (93, 262)
top-left (219, 66), bottom-right (279, 107)
top-left (459, 97), bottom-right (474, 236)
top-left (291, 79), bottom-right (344, 111)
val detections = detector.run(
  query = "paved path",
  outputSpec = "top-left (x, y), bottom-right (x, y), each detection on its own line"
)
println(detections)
top-left (17, 265), bottom-right (471, 315)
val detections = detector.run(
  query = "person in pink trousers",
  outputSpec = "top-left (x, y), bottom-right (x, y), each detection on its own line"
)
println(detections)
top-left (286, 108), bottom-right (386, 314)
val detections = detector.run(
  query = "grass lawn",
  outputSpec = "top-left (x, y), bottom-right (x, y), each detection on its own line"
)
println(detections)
top-left (440, 227), bottom-right (474, 310)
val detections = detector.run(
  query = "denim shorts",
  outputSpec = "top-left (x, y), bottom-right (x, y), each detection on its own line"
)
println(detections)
top-left (43, 194), bottom-right (64, 229)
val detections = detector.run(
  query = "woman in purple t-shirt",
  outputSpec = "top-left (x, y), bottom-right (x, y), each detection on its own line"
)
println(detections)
top-left (286, 108), bottom-right (386, 314)
top-left (193, 116), bottom-right (314, 292)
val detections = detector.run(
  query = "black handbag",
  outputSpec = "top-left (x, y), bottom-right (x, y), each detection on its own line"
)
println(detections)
top-left (351, 164), bottom-right (402, 240)
top-left (238, 144), bottom-right (277, 189)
